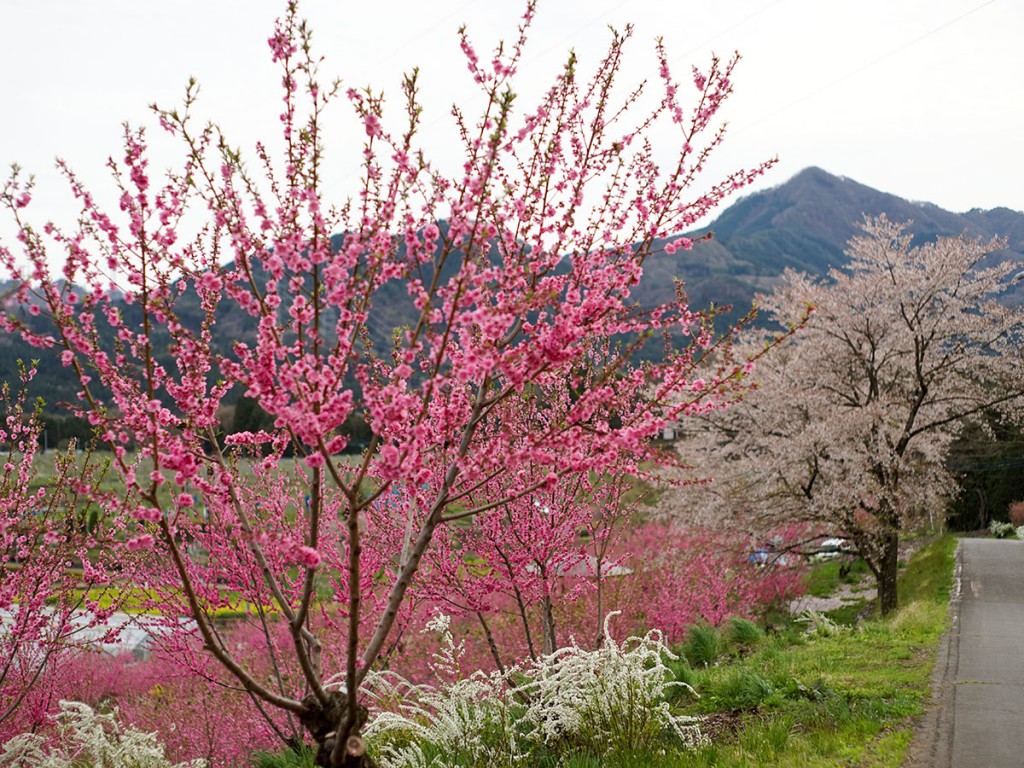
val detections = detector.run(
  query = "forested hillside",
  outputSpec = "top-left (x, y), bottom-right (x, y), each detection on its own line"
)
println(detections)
top-left (5, 167), bottom-right (1023, 412)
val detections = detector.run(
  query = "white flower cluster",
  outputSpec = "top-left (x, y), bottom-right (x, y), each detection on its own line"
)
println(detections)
top-left (989, 520), bottom-right (1017, 539)
top-left (0, 701), bottom-right (205, 768)
top-left (360, 614), bottom-right (522, 768)
top-left (362, 612), bottom-right (704, 767)
top-left (517, 614), bottom-right (704, 755)
top-left (796, 609), bottom-right (845, 638)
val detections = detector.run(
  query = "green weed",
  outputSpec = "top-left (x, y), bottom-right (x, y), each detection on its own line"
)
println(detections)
top-left (726, 616), bottom-right (765, 650)
top-left (682, 624), bottom-right (721, 668)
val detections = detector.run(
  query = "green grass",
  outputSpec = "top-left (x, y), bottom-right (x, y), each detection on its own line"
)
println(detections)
top-left (673, 534), bottom-right (956, 767)
top-left (804, 556), bottom-right (871, 598)
top-left (726, 616), bottom-right (765, 650)
top-left (897, 535), bottom-right (955, 606)
top-left (682, 624), bottom-right (723, 668)
top-left (251, 745), bottom-right (317, 768)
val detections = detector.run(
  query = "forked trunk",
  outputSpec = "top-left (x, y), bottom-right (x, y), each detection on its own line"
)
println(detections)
top-left (298, 693), bottom-right (379, 768)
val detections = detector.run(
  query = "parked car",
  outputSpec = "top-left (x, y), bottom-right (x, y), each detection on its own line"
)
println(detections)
top-left (813, 537), bottom-right (853, 560)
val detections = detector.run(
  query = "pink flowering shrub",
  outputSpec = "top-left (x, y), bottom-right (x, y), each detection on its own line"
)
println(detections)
top-left (0, 650), bottom-right (126, 742)
top-left (114, 639), bottom-right (285, 768)
top-left (416, 462), bottom-right (639, 670)
top-left (610, 524), bottom-right (805, 644)
top-left (2, 628), bottom-right (292, 767)
top-left (1, 368), bottom-right (129, 739)
top-left (389, 520), bottom-right (805, 682)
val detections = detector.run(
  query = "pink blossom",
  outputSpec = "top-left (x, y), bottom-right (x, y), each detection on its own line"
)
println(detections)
top-left (132, 506), bottom-right (162, 523)
top-left (294, 545), bottom-right (322, 568)
top-left (126, 534), bottom-right (155, 551)
top-left (363, 113), bottom-right (382, 139)
top-left (198, 272), bottom-right (223, 292)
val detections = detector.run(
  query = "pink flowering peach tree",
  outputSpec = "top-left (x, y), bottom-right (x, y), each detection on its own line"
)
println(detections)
top-left (419, 449), bottom-right (639, 672)
top-left (0, 2), bottom-right (772, 764)
top-left (0, 367), bottom-right (127, 740)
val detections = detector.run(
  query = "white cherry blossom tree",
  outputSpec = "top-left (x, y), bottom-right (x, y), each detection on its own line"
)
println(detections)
top-left (676, 217), bottom-right (1024, 615)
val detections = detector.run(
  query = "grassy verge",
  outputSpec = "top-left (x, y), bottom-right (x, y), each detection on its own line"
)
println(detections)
top-left (670, 535), bottom-right (956, 767)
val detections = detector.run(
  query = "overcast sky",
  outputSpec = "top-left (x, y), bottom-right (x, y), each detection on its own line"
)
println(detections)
top-left (2, 0), bottom-right (1022, 240)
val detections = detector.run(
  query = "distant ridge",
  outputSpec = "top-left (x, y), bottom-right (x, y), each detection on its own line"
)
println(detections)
top-left (4, 167), bottom-right (1023, 406)
top-left (639, 166), bottom-right (1024, 316)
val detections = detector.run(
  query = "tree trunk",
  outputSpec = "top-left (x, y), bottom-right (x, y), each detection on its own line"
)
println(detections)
top-left (541, 594), bottom-right (556, 656)
top-left (298, 693), bottom-right (379, 768)
top-left (876, 530), bottom-right (900, 617)
top-left (322, 738), bottom-right (378, 768)
top-left (477, 611), bottom-right (507, 675)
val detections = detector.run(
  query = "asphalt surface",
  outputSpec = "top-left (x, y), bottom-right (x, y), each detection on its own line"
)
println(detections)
top-left (907, 538), bottom-right (1024, 767)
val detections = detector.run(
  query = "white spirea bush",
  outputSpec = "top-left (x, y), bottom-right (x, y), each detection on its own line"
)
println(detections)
top-left (361, 612), bottom-right (704, 767)
top-left (0, 701), bottom-right (205, 768)
top-left (517, 616), bottom-right (704, 755)
top-left (796, 609), bottom-right (845, 638)
top-left (989, 520), bottom-right (1017, 539)
top-left (358, 613), bottom-right (523, 768)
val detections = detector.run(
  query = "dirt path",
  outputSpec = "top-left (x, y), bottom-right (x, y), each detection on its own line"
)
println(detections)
top-left (788, 578), bottom-right (876, 614)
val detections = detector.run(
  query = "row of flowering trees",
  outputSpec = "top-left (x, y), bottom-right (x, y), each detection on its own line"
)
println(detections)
top-left (0, 2), bottom-right (781, 765)
top-left (0, 371), bottom-right (129, 738)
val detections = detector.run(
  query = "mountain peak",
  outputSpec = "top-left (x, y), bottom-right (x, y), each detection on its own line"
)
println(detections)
top-left (633, 168), bottom-right (1024, 321)
top-left (693, 167), bottom-right (1024, 274)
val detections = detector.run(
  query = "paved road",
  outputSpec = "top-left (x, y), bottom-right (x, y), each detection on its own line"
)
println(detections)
top-left (908, 538), bottom-right (1024, 767)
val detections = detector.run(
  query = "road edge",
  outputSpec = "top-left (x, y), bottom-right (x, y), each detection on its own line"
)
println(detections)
top-left (903, 538), bottom-right (962, 767)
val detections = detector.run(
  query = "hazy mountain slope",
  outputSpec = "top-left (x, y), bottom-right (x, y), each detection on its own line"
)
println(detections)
top-left (638, 166), bottom-right (1024, 318)
top-left (4, 168), bottom-right (1023, 407)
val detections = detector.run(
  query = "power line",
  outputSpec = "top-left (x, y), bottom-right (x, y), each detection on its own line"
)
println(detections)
top-left (741, 0), bottom-right (998, 133)
top-left (674, 0), bottom-right (787, 61)
top-left (360, 0), bottom-right (478, 76)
